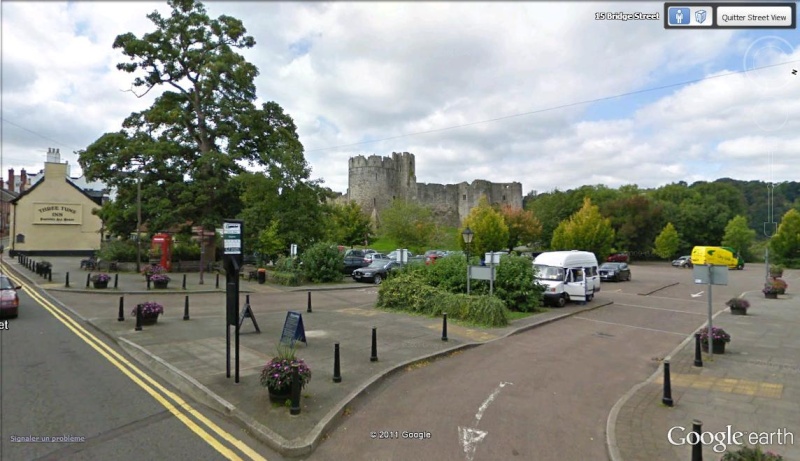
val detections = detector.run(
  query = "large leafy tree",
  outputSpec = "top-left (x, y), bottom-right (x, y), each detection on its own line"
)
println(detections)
top-left (323, 202), bottom-right (373, 246)
top-left (499, 204), bottom-right (542, 252)
top-left (654, 222), bottom-right (680, 259)
top-left (770, 209), bottom-right (800, 267)
top-left (603, 194), bottom-right (663, 257)
top-left (461, 196), bottom-right (510, 257)
top-left (722, 215), bottom-right (756, 260)
top-left (78, 0), bottom-right (311, 233)
top-left (550, 197), bottom-right (615, 260)
top-left (380, 199), bottom-right (437, 253)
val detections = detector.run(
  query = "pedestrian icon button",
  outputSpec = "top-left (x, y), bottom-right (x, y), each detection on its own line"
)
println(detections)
top-left (668, 7), bottom-right (691, 25)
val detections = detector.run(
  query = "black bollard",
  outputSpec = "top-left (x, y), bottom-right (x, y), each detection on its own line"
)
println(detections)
top-left (290, 364), bottom-right (301, 415)
top-left (86, 273), bottom-right (91, 288)
top-left (147, 276), bottom-right (151, 290)
top-left (307, 291), bottom-right (312, 313)
top-left (35, 262), bottom-right (39, 276)
top-left (114, 273), bottom-right (119, 288)
top-left (691, 419), bottom-right (703, 461)
top-left (333, 342), bottom-right (342, 383)
top-left (135, 304), bottom-right (143, 331)
top-left (182, 274), bottom-right (187, 290)
top-left (370, 327), bottom-right (378, 362)
top-left (183, 295), bottom-right (190, 320)
top-left (215, 273), bottom-right (219, 289)
top-left (694, 333), bottom-right (703, 367)
top-left (662, 360), bottom-right (673, 407)
top-left (65, 272), bottom-right (70, 288)
top-left (442, 313), bottom-right (448, 341)
top-left (118, 297), bottom-right (125, 321)
top-left (48, 268), bottom-right (52, 282)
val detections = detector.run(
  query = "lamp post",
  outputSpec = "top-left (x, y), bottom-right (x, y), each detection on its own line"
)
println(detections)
top-left (136, 172), bottom-right (142, 273)
top-left (462, 227), bottom-right (474, 295)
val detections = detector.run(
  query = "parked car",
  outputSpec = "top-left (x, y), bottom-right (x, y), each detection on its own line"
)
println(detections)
top-left (386, 250), bottom-right (415, 262)
top-left (607, 253), bottom-right (629, 263)
top-left (342, 255), bottom-right (370, 275)
top-left (352, 260), bottom-right (402, 284)
top-left (344, 249), bottom-right (367, 258)
top-left (0, 275), bottom-right (21, 318)
top-left (424, 250), bottom-right (447, 264)
top-left (672, 255), bottom-right (692, 268)
top-left (364, 253), bottom-right (390, 263)
top-left (599, 262), bottom-right (631, 282)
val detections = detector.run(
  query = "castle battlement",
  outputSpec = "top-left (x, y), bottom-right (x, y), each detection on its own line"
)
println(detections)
top-left (346, 152), bottom-right (522, 227)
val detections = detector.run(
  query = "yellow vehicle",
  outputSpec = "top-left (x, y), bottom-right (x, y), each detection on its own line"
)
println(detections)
top-left (690, 246), bottom-right (745, 270)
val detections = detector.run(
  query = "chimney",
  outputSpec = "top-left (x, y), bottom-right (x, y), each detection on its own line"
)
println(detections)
top-left (20, 169), bottom-right (27, 193)
top-left (7, 169), bottom-right (14, 193)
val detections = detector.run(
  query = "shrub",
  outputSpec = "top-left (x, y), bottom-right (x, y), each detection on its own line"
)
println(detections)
top-left (720, 445), bottom-right (784, 460)
top-left (172, 241), bottom-right (201, 261)
top-left (493, 254), bottom-right (542, 312)
top-left (300, 241), bottom-right (344, 283)
top-left (769, 264), bottom-right (784, 278)
top-left (98, 239), bottom-right (140, 262)
top-left (274, 255), bottom-right (300, 273)
top-left (269, 271), bottom-right (303, 286)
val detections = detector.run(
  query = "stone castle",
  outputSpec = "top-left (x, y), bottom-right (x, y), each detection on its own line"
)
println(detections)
top-left (341, 152), bottom-right (523, 227)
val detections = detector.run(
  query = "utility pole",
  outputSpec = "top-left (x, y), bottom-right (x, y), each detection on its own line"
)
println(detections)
top-left (136, 172), bottom-right (142, 273)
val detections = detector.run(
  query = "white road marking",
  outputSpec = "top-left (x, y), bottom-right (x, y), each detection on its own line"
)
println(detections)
top-left (459, 382), bottom-right (513, 461)
top-left (571, 316), bottom-right (687, 336)
top-left (611, 291), bottom-right (706, 303)
top-left (611, 302), bottom-right (706, 315)
top-left (475, 382), bottom-right (512, 422)
top-left (691, 291), bottom-right (705, 298)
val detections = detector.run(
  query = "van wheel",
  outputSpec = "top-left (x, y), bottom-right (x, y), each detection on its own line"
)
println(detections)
top-left (586, 293), bottom-right (593, 302)
top-left (737, 264), bottom-right (744, 270)
top-left (555, 295), bottom-right (567, 308)
top-left (374, 275), bottom-right (382, 285)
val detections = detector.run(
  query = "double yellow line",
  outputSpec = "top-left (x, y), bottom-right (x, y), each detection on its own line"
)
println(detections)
top-left (2, 265), bottom-right (267, 461)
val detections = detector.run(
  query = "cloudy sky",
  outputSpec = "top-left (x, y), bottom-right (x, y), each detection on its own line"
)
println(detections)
top-left (2, 1), bottom-right (798, 197)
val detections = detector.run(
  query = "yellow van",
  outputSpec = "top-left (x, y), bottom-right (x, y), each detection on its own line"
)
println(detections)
top-left (690, 246), bottom-right (744, 270)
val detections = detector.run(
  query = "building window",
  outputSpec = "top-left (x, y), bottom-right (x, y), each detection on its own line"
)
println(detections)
top-left (16, 234), bottom-right (25, 244)
top-left (373, 198), bottom-right (376, 207)
top-left (502, 195), bottom-right (506, 200)
top-left (462, 194), bottom-right (466, 200)
top-left (393, 196), bottom-right (396, 200)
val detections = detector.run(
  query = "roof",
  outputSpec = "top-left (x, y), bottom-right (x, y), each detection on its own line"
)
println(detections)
top-left (10, 177), bottom-right (103, 206)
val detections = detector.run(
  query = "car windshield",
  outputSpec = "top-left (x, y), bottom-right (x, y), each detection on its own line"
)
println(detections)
top-left (0, 277), bottom-right (14, 290)
top-left (368, 260), bottom-right (389, 268)
top-left (601, 263), bottom-right (620, 270)
top-left (534, 265), bottom-right (564, 281)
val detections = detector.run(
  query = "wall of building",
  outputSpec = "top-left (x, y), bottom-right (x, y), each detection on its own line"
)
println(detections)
top-left (11, 162), bottom-right (102, 256)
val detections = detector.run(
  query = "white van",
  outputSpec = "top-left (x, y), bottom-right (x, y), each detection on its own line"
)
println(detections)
top-left (533, 251), bottom-right (600, 307)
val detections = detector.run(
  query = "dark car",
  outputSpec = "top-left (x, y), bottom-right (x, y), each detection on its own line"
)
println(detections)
top-left (352, 260), bottom-right (402, 284)
top-left (672, 255), bottom-right (692, 268)
top-left (599, 262), bottom-right (631, 282)
top-left (607, 253), bottom-right (629, 263)
top-left (0, 275), bottom-right (21, 318)
top-left (342, 255), bottom-right (370, 275)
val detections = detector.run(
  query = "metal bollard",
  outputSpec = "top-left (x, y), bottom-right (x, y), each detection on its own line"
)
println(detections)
top-left (118, 297), bottom-right (125, 321)
top-left (290, 364), bottom-right (301, 415)
top-left (307, 291), bottom-right (312, 313)
top-left (86, 273), bottom-right (91, 288)
top-left (442, 313), bottom-right (448, 341)
top-left (135, 304), bottom-right (143, 331)
top-left (114, 273), bottom-right (119, 288)
top-left (48, 268), bottom-right (52, 282)
top-left (182, 274), bottom-right (187, 290)
top-left (65, 272), bottom-right (70, 288)
top-left (691, 419), bottom-right (703, 461)
top-left (215, 273), bottom-right (219, 289)
top-left (183, 295), bottom-right (190, 320)
top-left (146, 276), bottom-right (151, 290)
top-left (694, 333), bottom-right (703, 367)
top-left (662, 360), bottom-right (673, 407)
top-left (370, 327), bottom-right (378, 362)
top-left (333, 343), bottom-right (342, 383)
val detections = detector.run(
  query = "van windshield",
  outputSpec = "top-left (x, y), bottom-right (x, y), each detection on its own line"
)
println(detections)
top-left (534, 265), bottom-right (564, 281)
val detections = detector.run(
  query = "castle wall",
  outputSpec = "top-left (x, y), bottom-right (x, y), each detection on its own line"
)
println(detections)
top-left (416, 183), bottom-right (460, 227)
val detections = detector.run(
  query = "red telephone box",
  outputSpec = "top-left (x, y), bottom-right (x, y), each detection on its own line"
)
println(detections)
top-left (150, 233), bottom-right (173, 271)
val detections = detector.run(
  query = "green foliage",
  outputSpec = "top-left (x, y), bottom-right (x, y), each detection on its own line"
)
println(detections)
top-left (602, 194), bottom-right (664, 257)
top-left (323, 202), bottom-right (373, 246)
top-left (493, 255), bottom-right (542, 312)
top-left (299, 241), bottom-right (344, 283)
top-left (171, 240), bottom-right (201, 261)
top-left (379, 199), bottom-right (437, 253)
top-left (720, 445), bottom-right (784, 460)
top-left (722, 215), bottom-right (756, 261)
top-left (654, 222), bottom-right (680, 259)
top-left (377, 272), bottom-right (508, 327)
top-left (98, 239), bottom-right (140, 262)
top-left (461, 196), bottom-right (510, 256)
top-left (770, 209), bottom-right (800, 268)
top-left (499, 204), bottom-right (542, 252)
top-left (274, 255), bottom-right (300, 273)
top-left (256, 220), bottom-right (284, 263)
top-left (269, 272), bottom-right (303, 286)
top-left (550, 197), bottom-right (614, 260)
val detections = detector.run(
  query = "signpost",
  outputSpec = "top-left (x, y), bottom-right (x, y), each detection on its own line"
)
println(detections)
top-left (693, 264), bottom-right (728, 355)
top-left (279, 311), bottom-right (307, 347)
top-left (223, 220), bottom-right (243, 383)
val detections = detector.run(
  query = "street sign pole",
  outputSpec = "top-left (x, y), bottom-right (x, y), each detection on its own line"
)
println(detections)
top-left (707, 264), bottom-right (713, 355)
top-left (223, 220), bottom-right (243, 383)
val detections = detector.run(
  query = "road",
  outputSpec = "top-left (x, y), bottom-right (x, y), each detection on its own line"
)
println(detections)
top-left (0, 273), bottom-right (284, 461)
top-left (304, 263), bottom-right (762, 461)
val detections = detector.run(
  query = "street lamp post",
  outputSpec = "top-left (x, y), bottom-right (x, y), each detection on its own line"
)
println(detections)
top-left (136, 172), bottom-right (142, 273)
top-left (462, 227), bottom-right (474, 295)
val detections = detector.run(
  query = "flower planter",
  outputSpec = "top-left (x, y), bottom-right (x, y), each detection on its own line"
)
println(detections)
top-left (701, 339), bottom-right (727, 354)
top-left (141, 315), bottom-right (158, 326)
top-left (777, 289), bottom-right (785, 295)
top-left (93, 281), bottom-right (109, 289)
top-left (765, 292), bottom-right (778, 299)
top-left (267, 386), bottom-right (292, 404)
top-left (153, 281), bottom-right (169, 289)
top-left (730, 307), bottom-right (747, 315)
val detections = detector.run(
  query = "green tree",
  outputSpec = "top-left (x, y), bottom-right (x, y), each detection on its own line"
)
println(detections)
top-left (603, 195), bottom-right (663, 257)
top-left (722, 215), bottom-right (756, 261)
top-left (324, 202), bottom-right (373, 246)
top-left (256, 220), bottom-right (283, 263)
top-left (770, 209), bottom-right (800, 267)
top-left (549, 197), bottom-right (615, 260)
top-left (654, 222), bottom-right (680, 259)
top-left (461, 196), bottom-right (510, 257)
top-left (499, 204), bottom-right (542, 252)
top-left (380, 199), bottom-right (436, 253)
top-left (78, 0), bottom-right (312, 234)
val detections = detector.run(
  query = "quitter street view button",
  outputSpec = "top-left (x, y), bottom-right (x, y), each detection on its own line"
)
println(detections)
top-left (717, 5), bottom-right (794, 27)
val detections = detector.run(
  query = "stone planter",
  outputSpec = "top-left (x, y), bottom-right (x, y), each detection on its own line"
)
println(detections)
top-left (141, 315), bottom-right (158, 326)
top-left (765, 292), bottom-right (778, 299)
top-left (153, 280), bottom-right (169, 289)
top-left (730, 307), bottom-right (747, 315)
top-left (93, 280), bottom-right (109, 289)
top-left (701, 339), bottom-right (727, 354)
top-left (267, 386), bottom-right (292, 404)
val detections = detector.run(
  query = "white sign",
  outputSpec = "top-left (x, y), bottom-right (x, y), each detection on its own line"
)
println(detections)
top-left (223, 222), bottom-right (241, 233)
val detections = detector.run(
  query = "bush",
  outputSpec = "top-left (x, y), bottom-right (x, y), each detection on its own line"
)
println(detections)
top-left (720, 445), bottom-right (784, 460)
top-left (269, 271), bottom-right (303, 286)
top-left (98, 239), bottom-right (140, 262)
top-left (275, 255), bottom-right (300, 273)
top-left (172, 241), bottom-right (201, 261)
top-left (300, 241), bottom-right (344, 283)
top-left (493, 254), bottom-right (542, 312)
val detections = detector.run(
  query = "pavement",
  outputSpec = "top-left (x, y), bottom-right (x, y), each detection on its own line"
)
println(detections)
top-left (3, 255), bottom-right (612, 458)
top-left (608, 276), bottom-right (800, 460)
